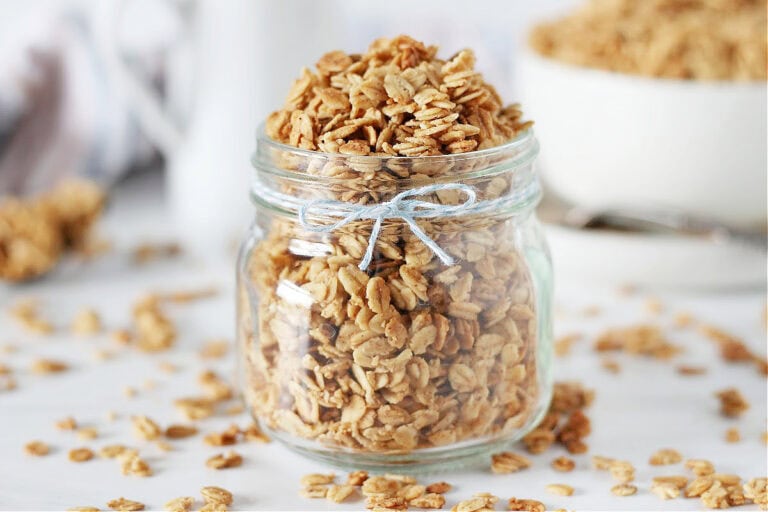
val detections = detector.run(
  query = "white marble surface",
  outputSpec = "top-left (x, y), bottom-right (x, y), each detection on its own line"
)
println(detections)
top-left (0, 172), bottom-right (766, 511)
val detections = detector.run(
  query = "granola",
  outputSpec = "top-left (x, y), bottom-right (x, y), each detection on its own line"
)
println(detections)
top-left (239, 35), bottom-right (544, 454)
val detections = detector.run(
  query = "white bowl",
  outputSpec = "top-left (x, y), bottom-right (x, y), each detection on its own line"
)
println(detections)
top-left (517, 48), bottom-right (767, 229)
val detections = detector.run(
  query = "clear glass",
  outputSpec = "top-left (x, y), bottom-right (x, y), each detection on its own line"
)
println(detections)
top-left (237, 128), bottom-right (553, 470)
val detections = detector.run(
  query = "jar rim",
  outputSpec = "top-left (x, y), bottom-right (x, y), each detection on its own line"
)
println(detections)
top-left (251, 123), bottom-right (539, 186)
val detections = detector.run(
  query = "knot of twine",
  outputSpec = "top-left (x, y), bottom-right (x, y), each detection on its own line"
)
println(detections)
top-left (298, 183), bottom-right (477, 270)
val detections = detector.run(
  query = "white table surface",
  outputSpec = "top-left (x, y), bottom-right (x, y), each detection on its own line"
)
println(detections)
top-left (1, 172), bottom-right (766, 511)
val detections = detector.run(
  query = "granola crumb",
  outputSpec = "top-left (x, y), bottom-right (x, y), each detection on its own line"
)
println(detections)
top-left (31, 358), bottom-right (68, 374)
top-left (132, 415), bottom-right (162, 441)
top-left (104, 410), bottom-right (118, 422)
top-left (111, 329), bottom-right (132, 345)
top-left (201, 486), bottom-right (233, 506)
top-left (71, 308), bottom-right (101, 336)
top-left (676, 365), bottom-right (707, 376)
top-left (594, 325), bottom-right (679, 359)
top-left (123, 386), bottom-right (137, 398)
top-left (121, 453), bottom-right (153, 477)
top-left (611, 483), bottom-right (637, 496)
top-left (347, 470), bottom-right (369, 486)
top-left (24, 440), bottom-right (50, 456)
top-left (554, 334), bottom-right (581, 357)
top-left (601, 358), bottom-right (621, 373)
top-left (68, 447), bottom-right (94, 462)
top-left (651, 481), bottom-right (681, 500)
top-left (716, 387), bottom-right (750, 418)
top-left (725, 427), bottom-right (741, 443)
top-left (685, 459), bottom-right (716, 477)
top-left (106, 498), bottom-right (144, 511)
top-left (507, 497), bottom-right (546, 512)
top-left (609, 460), bottom-right (636, 483)
top-left (673, 312), bottom-right (695, 328)
top-left (545, 483), bottom-right (574, 496)
top-left (199, 339), bottom-right (229, 359)
top-left (649, 448), bottom-right (683, 466)
top-left (77, 427), bottom-right (98, 440)
top-left (491, 451), bottom-right (531, 473)
top-left (164, 424), bottom-right (198, 439)
top-left (301, 473), bottom-right (336, 486)
top-left (425, 482), bottom-right (451, 494)
top-left (205, 450), bottom-right (243, 470)
top-left (164, 497), bottom-right (194, 512)
top-left (551, 456), bottom-right (576, 472)
top-left (326, 484), bottom-right (357, 503)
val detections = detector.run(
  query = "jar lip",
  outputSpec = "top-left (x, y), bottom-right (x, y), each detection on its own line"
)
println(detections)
top-left (252, 123), bottom-right (539, 185)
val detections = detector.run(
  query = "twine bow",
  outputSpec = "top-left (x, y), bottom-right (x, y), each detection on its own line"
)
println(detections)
top-left (298, 183), bottom-right (477, 270)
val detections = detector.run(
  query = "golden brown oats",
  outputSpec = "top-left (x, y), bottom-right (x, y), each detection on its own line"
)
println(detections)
top-left (651, 481), bottom-right (681, 500)
top-left (132, 241), bottom-right (181, 264)
top-left (200, 486), bottom-right (233, 506)
top-left (9, 299), bottom-right (54, 334)
top-left (609, 461), bottom-right (636, 483)
top-left (203, 425), bottom-right (239, 446)
top-left (174, 397), bottom-right (215, 420)
top-left (111, 330), bottom-right (132, 345)
top-left (0, 375), bottom-right (16, 392)
top-left (594, 325), bottom-right (679, 359)
top-left (716, 388), bottom-right (750, 418)
top-left (106, 498), bottom-right (144, 511)
top-left (165, 424), bottom-right (198, 439)
top-left (649, 448), bottom-right (683, 466)
top-left (241, 423), bottom-right (270, 443)
top-left (348, 470), bottom-right (369, 486)
top-left (592, 455), bottom-right (615, 470)
top-left (700, 480), bottom-right (730, 508)
top-left (674, 312), bottom-right (695, 328)
top-left (123, 386), bottom-right (137, 398)
top-left (24, 440), bottom-right (50, 456)
top-left (327, 484), bottom-right (358, 503)
top-left (31, 358), bottom-right (68, 374)
top-left (425, 482), bottom-right (451, 494)
top-left (156, 440), bottom-right (173, 452)
top-left (611, 483), bottom-right (637, 496)
top-left (77, 427), bottom-right (98, 441)
top-left (545, 484), bottom-right (574, 496)
top-left (554, 334), bottom-right (581, 357)
top-left (198, 503), bottom-right (228, 512)
top-left (300, 485), bottom-right (329, 499)
top-left (224, 404), bottom-right (245, 416)
top-left (98, 444), bottom-right (131, 459)
top-left (725, 427), bottom-right (741, 443)
top-left (743, 477), bottom-right (767, 508)
top-left (132, 295), bottom-right (176, 352)
top-left (551, 456), bottom-right (575, 472)
top-left (685, 459), bottom-right (716, 477)
top-left (199, 339), bottom-right (229, 359)
top-left (121, 454), bottom-right (153, 477)
top-left (507, 497), bottom-right (546, 512)
top-left (198, 370), bottom-right (233, 401)
top-left (302, 473), bottom-right (336, 486)
top-left (491, 451), bottom-right (532, 473)
top-left (132, 415), bottom-right (162, 441)
top-left (68, 447), bottom-right (94, 462)
top-left (410, 493), bottom-right (445, 509)
top-left (71, 308), bottom-right (101, 335)
top-left (677, 365), bottom-right (707, 376)
top-left (653, 476), bottom-right (689, 489)
top-left (686, 476), bottom-right (715, 497)
top-left (164, 497), bottom-right (194, 512)
top-left (601, 358), bottom-right (621, 373)
top-left (205, 450), bottom-right (243, 470)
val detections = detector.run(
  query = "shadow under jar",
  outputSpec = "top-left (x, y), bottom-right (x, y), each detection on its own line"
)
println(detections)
top-left (237, 127), bottom-right (553, 470)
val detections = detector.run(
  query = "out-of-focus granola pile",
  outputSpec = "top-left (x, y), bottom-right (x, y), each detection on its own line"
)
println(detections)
top-left (530, 0), bottom-right (767, 81)
top-left (0, 179), bottom-right (105, 282)
top-left (240, 36), bottom-right (544, 453)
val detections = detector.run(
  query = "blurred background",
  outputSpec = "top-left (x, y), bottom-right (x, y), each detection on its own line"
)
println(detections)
top-left (0, 0), bottom-right (765, 288)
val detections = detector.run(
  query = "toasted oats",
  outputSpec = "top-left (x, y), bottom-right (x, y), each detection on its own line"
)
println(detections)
top-left (111, 329), bottom-right (132, 345)
top-left (327, 484), bottom-right (357, 503)
top-left (609, 461), bottom-right (635, 483)
top-left (649, 448), bottom-right (683, 466)
top-left (123, 386), bottom-right (137, 398)
top-left (106, 498), bottom-right (144, 511)
top-left (31, 358), bottom-right (68, 374)
top-left (686, 459), bottom-right (715, 477)
top-left (77, 427), bottom-right (98, 440)
top-left (491, 451), bottom-right (531, 473)
top-left (121, 454), bottom-right (153, 477)
top-left (24, 440), bottom-right (49, 456)
top-left (206, 450), bottom-right (242, 470)
top-left (174, 397), bottom-right (214, 420)
top-left (158, 287), bottom-right (217, 303)
top-left (551, 456), bottom-right (575, 472)
top-left (347, 470), bottom-right (369, 486)
top-left (200, 486), bottom-right (233, 505)
top-left (545, 484), bottom-right (574, 496)
top-left (594, 325), bottom-right (679, 359)
top-left (132, 294), bottom-right (176, 352)
top-left (611, 483), bottom-right (637, 496)
top-left (98, 444), bottom-right (131, 459)
top-left (507, 497), bottom-right (546, 512)
top-left (592, 455), bottom-right (615, 470)
top-left (156, 440), bottom-right (173, 452)
top-left (425, 481), bottom-right (451, 494)
top-left (686, 476), bottom-right (715, 497)
top-left (68, 447), bottom-right (94, 462)
top-left (203, 425), bottom-right (239, 446)
top-left (743, 477), bottom-right (767, 508)
top-left (241, 423), bottom-right (270, 443)
top-left (302, 473), bottom-right (336, 486)
top-left (653, 475), bottom-right (688, 489)
top-left (301, 485), bottom-right (329, 499)
top-left (601, 358), bottom-right (621, 373)
top-left (199, 503), bottom-right (227, 512)
top-left (199, 339), bottom-right (229, 359)
top-left (410, 493), bottom-right (445, 509)
top-left (132, 241), bottom-right (181, 264)
top-left (71, 308), bottom-right (101, 335)
top-left (164, 497), bottom-right (194, 512)
top-left (165, 424), bottom-right (198, 439)
top-left (677, 365), bottom-right (707, 376)
top-left (132, 415), bottom-right (162, 441)
top-left (716, 388), bottom-right (749, 418)
top-left (651, 481), bottom-right (680, 500)
top-left (701, 480), bottom-right (730, 508)
top-left (725, 427), bottom-right (741, 443)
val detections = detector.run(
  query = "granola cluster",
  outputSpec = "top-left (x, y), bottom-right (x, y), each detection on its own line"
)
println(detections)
top-left (240, 36), bottom-right (543, 454)
top-left (530, 0), bottom-right (767, 81)
top-left (0, 179), bottom-right (105, 282)
top-left (266, 35), bottom-right (531, 156)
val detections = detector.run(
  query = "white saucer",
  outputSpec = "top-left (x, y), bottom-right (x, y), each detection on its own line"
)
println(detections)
top-left (544, 222), bottom-right (766, 290)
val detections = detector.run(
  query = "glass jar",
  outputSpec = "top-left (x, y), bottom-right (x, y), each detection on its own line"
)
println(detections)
top-left (237, 127), bottom-right (553, 470)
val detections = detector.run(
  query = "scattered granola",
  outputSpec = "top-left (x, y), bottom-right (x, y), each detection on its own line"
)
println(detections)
top-left (725, 428), bottom-right (741, 443)
top-left (165, 424), bottom-right (198, 439)
top-left (743, 477), bottom-right (767, 509)
top-left (132, 415), bottom-right (162, 441)
top-left (529, 0), bottom-right (766, 80)
top-left (594, 325), bottom-right (679, 359)
top-left (200, 486), bottom-right (233, 506)
top-left (132, 295), bottom-right (176, 352)
top-left (651, 481), bottom-right (681, 500)
top-left (545, 484), bottom-right (574, 496)
top-left (24, 440), bottom-right (50, 456)
top-left (554, 334), bottom-right (581, 357)
top-left (523, 381), bottom-right (594, 455)
top-left (68, 447), bottom-right (95, 462)
top-left (57, 417), bottom-right (78, 430)
top-left (164, 497), bottom-right (194, 512)
top-left (205, 450), bottom-right (243, 470)
top-left (551, 456), bottom-right (575, 472)
top-left (507, 497), bottom-right (546, 512)
top-left (716, 388), bottom-right (750, 418)
top-left (77, 427), bottom-right (99, 441)
top-left (8, 298), bottom-right (54, 334)
top-left (72, 308), bottom-right (102, 336)
top-left (31, 358), bottom-right (69, 374)
top-left (699, 324), bottom-right (766, 375)
top-left (106, 497), bottom-right (145, 511)
top-left (686, 459), bottom-right (715, 477)
top-left (491, 451), bottom-right (531, 474)
top-left (132, 242), bottom-right (182, 264)
top-left (121, 453), bottom-right (153, 477)
top-left (610, 483), bottom-right (637, 497)
top-left (649, 448), bottom-right (683, 466)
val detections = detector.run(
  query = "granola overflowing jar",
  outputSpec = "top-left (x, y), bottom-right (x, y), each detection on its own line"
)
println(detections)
top-left (237, 127), bottom-right (553, 469)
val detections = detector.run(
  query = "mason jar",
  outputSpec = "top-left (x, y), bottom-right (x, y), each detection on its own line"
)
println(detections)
top-left (237, 126), bottom-right (553, 470)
